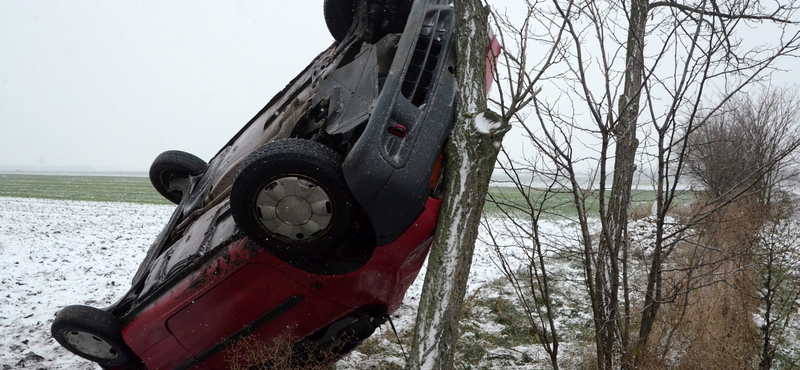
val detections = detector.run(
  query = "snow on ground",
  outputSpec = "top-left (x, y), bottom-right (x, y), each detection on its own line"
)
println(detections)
top-left (1, 196), bottom-right (634, 369)
top-left (6, 194), bottom-right (790, 368)
top-left (0, 197), bottom-right (518, 369)
top-left (0, 197), bottom-right (173, 369)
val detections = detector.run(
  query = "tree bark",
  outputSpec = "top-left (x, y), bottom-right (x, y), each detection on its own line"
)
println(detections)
top-left (406, 1), bottom-right (508, 369)
top-left (598, 0), bottom-right (647, 367)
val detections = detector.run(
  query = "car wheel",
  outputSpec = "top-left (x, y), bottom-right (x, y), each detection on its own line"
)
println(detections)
top-left (324, 0), bottom-right (355, 42)
top-left (149, 150), bottom-right (207, 204)
top-left (231, 139), bottom-right (357, 255)
top-left (324, 0), bottom-right (412, 43)
top-left (51, 305), bottom-right (135, 367)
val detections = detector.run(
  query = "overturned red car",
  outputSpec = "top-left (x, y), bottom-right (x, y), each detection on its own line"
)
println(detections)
top-left (51, 0), bottom-right (498, 369)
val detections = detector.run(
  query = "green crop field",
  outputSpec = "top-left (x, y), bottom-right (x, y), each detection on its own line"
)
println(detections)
top-left (0, 174), bottom-right (171, 204)
top-left (0, 173), bottom-right (692, 217)
top-left (483, 185), bottom-right (694, 218)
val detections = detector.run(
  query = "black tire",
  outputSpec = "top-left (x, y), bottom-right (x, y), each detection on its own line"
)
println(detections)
top-left (230, 139), bottom-right (357, 255)
top-left (324, 0), bottom-right (413, 43)
top-left (51, 305), bottom-right (135, 367)
top-left (149, 150), bottom-right (207, 204)
top-left (324, 0), bottom-right (356, 43)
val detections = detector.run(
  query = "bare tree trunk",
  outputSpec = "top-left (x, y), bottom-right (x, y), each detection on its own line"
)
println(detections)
top-left (406, 1), bottom-right (508, 369)
top-left (760, 247), bottom-right (776, 370)
top-left (597, 0), bottom-right (647, 368)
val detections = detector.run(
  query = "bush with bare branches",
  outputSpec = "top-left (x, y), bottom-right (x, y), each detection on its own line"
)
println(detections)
top-left (686, 87), bottom-right (800, 203)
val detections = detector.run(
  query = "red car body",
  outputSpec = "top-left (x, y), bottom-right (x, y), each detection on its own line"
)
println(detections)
top-left (120, 198), bottom-right (440, 369)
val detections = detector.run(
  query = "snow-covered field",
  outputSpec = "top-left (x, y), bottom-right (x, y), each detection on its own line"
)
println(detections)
top-left (0, 197), bottom-right (513, 369)
top-left (0, 197), bottom-right (173, 369)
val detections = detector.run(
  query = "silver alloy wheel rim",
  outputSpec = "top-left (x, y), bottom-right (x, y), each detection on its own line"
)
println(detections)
top-left (64, 331), bottom-right (118, 360)
top-left (255, 176), bottom-right (334, 242)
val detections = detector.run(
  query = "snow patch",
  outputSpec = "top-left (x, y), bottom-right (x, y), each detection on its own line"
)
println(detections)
top-left (474, 111), bottom-right (503, 134)
top-left (0, 197), bottom-right (173, 369)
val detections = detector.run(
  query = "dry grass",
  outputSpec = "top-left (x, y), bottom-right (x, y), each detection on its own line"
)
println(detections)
top-left (225, 334), bottom-right (338, 370)
top-left (632, 197), bottom-right (766, 369)
top-left (630, 202), bottom-right (655, 220)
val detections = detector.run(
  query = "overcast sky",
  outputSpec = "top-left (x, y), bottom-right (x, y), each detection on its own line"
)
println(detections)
top-left (2, 1), bottom-right (797, 175)
top-left (1, 1), bottom-right (333, 172)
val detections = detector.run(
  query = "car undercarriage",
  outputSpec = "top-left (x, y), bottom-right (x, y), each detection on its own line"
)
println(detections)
top-left (51, 1), bottom-right (467, 368)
